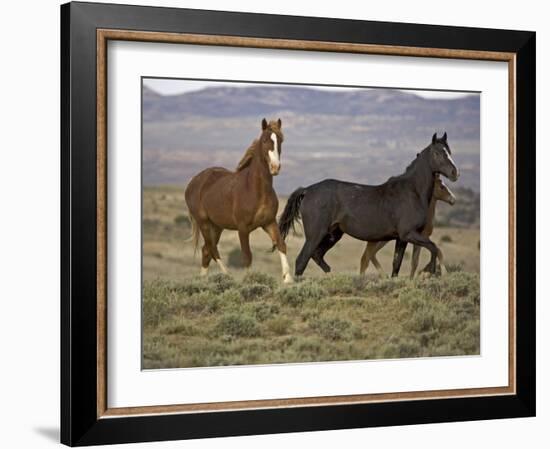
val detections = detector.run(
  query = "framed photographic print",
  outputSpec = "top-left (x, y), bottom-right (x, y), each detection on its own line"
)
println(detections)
top-left (61, 1), bottom-right (536, 446)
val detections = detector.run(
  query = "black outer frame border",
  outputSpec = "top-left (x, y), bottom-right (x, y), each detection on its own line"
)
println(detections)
top-left (60, 1), bottom-right (536, 446)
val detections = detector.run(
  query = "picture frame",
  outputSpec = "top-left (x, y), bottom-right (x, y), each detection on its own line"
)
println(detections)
top-left (60, 1), bottom-right (536, 446)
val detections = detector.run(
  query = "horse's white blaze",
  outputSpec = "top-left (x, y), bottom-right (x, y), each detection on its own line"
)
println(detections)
top-left (269, 133), bottom-right (280, 172)
top-left (200, 266), bottom-right (208, 276)
top-left (278, 250), bottom-right (293, 283)
top-left (443, 146), bottom-right (459, 177)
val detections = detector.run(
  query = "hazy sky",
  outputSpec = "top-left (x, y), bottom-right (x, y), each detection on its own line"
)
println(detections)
top-left (143, 78), bottom-right (476, 100)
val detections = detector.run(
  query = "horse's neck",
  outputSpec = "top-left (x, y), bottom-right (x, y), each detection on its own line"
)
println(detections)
top-left (247, 153), bottom-right (273, 193)
top-left (424, 196), bottom-right (437, 235)
top-left (411, 157), bottom-right (435, 207)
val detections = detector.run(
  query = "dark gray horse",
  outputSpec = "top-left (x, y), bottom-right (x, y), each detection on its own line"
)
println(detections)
top-left (278, 133), bottom-right (459, 277)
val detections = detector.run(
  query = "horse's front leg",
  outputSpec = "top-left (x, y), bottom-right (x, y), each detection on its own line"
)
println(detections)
top-left (238, 228), bottom-right (252, 268)
top-left (263, 221), bottom-right (293, 284)
top-left (401, 231), bottom-right (439, 275)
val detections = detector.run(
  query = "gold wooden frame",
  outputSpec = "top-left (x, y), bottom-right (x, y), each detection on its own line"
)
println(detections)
top-left (96, 29), bottom-right (516, 419)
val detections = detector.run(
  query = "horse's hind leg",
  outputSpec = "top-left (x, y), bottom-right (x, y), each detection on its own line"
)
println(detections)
top-left (360, 241), bottom-right (388, 276)
top-left (199, 221), bottom-right (227, 274)
top-left (391, 239), bottom-right (408, 277)
top-left (295, 229), bottom-right (330, 277)
top-left (312, 228), bottom-right (343, 273)
top-left (410, 244), bottom-right (421, 278)
top-left (263, 221), bottom-right (293, 283)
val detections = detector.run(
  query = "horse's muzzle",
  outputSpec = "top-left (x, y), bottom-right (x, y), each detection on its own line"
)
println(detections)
top-left (270, 164), bottom-right (281, 176)
top-left (448, 167), bottom-right (459, 182)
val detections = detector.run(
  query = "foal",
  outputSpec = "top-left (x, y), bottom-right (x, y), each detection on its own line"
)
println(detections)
top-left (359, 175), bottom-right (456, 278)
top-left (185, 118), bottom-right (293, 283)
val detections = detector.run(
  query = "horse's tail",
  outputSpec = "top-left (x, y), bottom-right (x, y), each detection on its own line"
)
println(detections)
top-left (278, 187), bottom-right (306, 242)
top-left (186, 214), bottom-right (201, 256)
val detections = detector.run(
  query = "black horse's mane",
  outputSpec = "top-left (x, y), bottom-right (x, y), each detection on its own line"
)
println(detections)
top-left (385, 145), bottom-right (430, 184)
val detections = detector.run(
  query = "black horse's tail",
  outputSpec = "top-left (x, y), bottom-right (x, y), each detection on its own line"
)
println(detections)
top-left (278, 187), bottom-right (306, 242)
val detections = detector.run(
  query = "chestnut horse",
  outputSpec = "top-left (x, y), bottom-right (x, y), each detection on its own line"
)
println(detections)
top-left (184, 118), bottom-right (293, 283)
top-left (359, 175), bottom-right (456, 278)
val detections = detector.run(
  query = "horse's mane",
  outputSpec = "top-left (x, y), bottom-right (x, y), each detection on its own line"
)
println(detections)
top-left (386, 147), bottom-right (427, 183)
top-left (236, 139), bottom-right (259, 171)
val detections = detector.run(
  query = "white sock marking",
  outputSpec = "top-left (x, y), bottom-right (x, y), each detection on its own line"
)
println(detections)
top-left (278, 250), bottom-right (293, 283)
top-left (216, 258), bottom-right (228, 274)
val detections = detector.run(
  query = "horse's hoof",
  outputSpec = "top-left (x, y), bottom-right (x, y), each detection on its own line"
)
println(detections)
top-left (200, 267), bottom-right (208, 277)
top-left (283, 273), bottom-right (294, 284)
top-left (418, 271), bottom-right (431, 279)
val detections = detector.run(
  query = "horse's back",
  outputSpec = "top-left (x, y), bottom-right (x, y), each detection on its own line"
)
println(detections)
top-left (185, 167), bottom-right (233, 211)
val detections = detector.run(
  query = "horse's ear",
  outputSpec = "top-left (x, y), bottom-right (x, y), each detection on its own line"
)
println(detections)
top-left (262, 118), bottom-right (268, 130)
top-left (277, 118), bottom-right (282, 129)
top-left (442, 132), bottom-right (447, 142)
top-left (432, 133), bottom-right (437, 144)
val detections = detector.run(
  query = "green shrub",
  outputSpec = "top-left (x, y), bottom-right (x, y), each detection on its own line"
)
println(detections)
top-left (215, 313), bottom-right (260, 337)
top-left (442, 272), bottom-right (476, 298)
top-left (163, 320), bottom-right (199, 336)
top-left (143, 280), bottom-right (180, 327)
top-left (174, 278), bottom-right (210, 296)
top-left (208, 273), bottom-right (236, 293)
top-left (310, 316), bottom-right (352, 341)
top-left (446, 263), bottom-right (464, 273)
top-left (278, 282), bottom-right (327, 307)
top-left (440, 234), bottom-right (453, 243)
top-left (320, 274), bottom-right (359, 295)
top-left (240, 283), bottom-right (272, 301)
top-left (382, 338), bottom-right (422, 359)
top-left (242, 271), bottom-right (277, 290)
top-left (266, 317), bottom-right (293, 336)
top-left (183, 291), bottom-right (222, 315)
top-left (364, 276), bottom-right (407, 296)
top-left (219, 288), bottom-right (242, 305)
top-left (250, 302), bottom-right (280, 321)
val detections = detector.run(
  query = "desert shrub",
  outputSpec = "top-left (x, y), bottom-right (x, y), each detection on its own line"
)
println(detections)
top-left (240, 283), bottom-right (272, 301)
top-left (143, 280), bottom-right (180, 327)
top-left (293, 336), bottom-right (322, 354)
top-left (163, 320), bottom-right (199, 336)
top-left (364, 276), bottom-right (407, 296)
top-left (446, 262), bottom-right (464, 273)
top-left (382, 337), bottom-right (422, 359)
top-left (207, 273), bottom-right (236, 293)
top-left (405, 309), bottom-right (436, 333)
top-left (266, 316), bottom-right (293, 336)
top-left (215, 313), bottom-right (260, 337)
top-left (250, 302), bottom-right (280, 321)
top-left (227, 247), bottom-right (243, 268)
top-left (320, 274), bottom-right (369, 295)
top-left (278, 282), bottom-right (327, 307)
top-left (219, 288), bottom-right (242, 305)
top-left (174, 278), bottom-right (211, 296)
top-left (310, 316), bottom-right (352, 341)
top-left (397, 286), bottom-right (431, 310)
top-left (440, 234), bottom-right (453, 243)
top-left (442, 272), bottom-right (477, 298)
top-left (183, 291), bottom-right (222, 315)
top-left (242, 271), bottom-right (277, 290)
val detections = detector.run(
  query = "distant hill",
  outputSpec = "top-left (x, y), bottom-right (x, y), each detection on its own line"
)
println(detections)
top-left (142, 85), bottom-right (480, 193)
